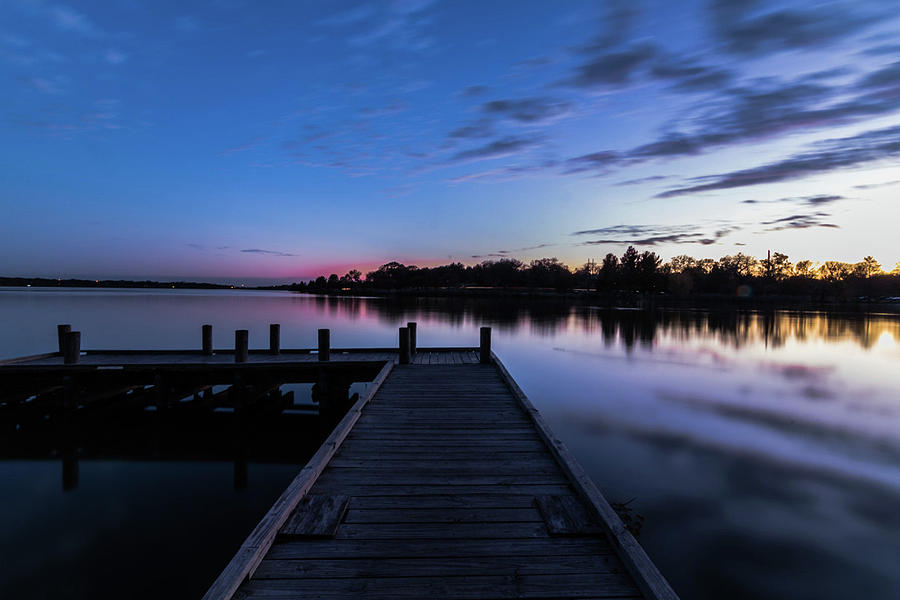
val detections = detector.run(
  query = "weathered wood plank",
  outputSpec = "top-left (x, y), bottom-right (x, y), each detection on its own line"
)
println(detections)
top-left (266, 537), bottom-right (614, 560)
top-left (236, 573), bottom-right (639, 599)
top-left (310, 483), bottom-right (574, 496)
top-left (343, 507), bottom-right (541, 524)
top-left (279, 495), bottom-right (349, 538)
top-left (255, 554), bottom-right (620, 579)
top-left (346, 494), bottom-right (541, 509)
top-left (329, 457), bottom-right (559, 469)
top-left (333, 522), bottom-right (549, 540)
top-left (314, 472), bottom-right (568, 486)
top-left (536, 495), bottom-right (602, 536)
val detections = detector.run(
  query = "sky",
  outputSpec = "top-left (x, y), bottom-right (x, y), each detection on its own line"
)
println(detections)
top-left (2, 0), bottom-right (899, 284)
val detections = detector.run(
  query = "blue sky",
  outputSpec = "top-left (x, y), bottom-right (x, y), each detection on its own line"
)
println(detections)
top-left (2, 0), bottom-right (899, 283)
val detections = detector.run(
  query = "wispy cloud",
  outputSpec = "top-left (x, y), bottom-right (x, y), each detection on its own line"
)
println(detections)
top-left (853, 179), bottom-right (900, 190)
top-left (743, 194), bottom-right (846, 207)
top-left (241, 248), bottom-right (298, 257)
top-left (572, 223), bottom-right (741, 246)
top-left (710, 0), bottom-right (880, 56)
top-left (760, 213), bottom-right (840, 231)
top-left (614, 175), bottom-right (671, 186)
top-left (450, 136), bottom-right (540, 162)
top-left (656, 124), bottom-right (900, 197)
top-left (471, 243), bottom-right (555, 259)
top-left (48, 5), bottom-right (100, 36)
top-left (481, 97), bottom-right (571, 124)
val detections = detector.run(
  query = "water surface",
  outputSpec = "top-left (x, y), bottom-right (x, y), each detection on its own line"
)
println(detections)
top-left (1, 288), bottom-right (899, 599)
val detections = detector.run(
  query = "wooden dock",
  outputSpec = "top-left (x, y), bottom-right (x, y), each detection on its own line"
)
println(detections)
top-left (0, 324), bottom-right (678, 599)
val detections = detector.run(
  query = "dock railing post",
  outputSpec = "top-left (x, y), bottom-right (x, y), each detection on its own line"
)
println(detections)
top-left (399, 327), bottom-right (410, 364)
top-left (269, 323), bottom-right (280, 354)
top-left (407, 322), bottom-right (417, 356)
top-left (202, 324), bottom-right (213, 356)
top-left (63, 331), bottom-right (81, 364)
top-left (480, 326), bottom-right (491, 364)
top-left (235, 330), bottom-right (249, 363)
top-left (318, 329), bottom-right (330, 361)
top-left (57, 324), bottom-right (71, 354)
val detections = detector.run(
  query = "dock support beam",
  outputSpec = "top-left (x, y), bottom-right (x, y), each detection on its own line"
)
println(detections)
top-left (318, 329), bottom-right (330, 361)
top-left (269, 324), bottom-right (280, 355)
top-left (235, 330), bottom-right (249, 363)
top-left (407, 322), bottom-right (417, 356)
top-left (202, 324), bottom-right (213, 356)
top-left (399, 327), bottom-right (410, 364)
top-left (63, 331), bottom-right (81, 364)
top-left (480, 326), bottom-right (491, 364)
top-left (57, 324), bottom-right (71, 354)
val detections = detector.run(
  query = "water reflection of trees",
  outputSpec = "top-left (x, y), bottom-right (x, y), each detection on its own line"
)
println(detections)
top-left (303, 296), bottom-right (900, 352)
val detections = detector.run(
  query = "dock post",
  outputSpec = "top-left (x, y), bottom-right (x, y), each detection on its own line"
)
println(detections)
top-left (318, 329), bottom-right (330, 361)
top-left (235, 330), bottom-right (249, 363)
top-left (202, 324), bottom-right (213, 356)
top-left (269, 324), bottom-right (280, 354)
top-left (63, 331), bottom-right (81, 364)
top-left (57, 324), bottom-right (71, 354)
top-left (399, 327), bottom-right (410, 364)
top-left (407, 322), bottom-right (417, 356)
top-left (480, 326), bottom-right (491, 364)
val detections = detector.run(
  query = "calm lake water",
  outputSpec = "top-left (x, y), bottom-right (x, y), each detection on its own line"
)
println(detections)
top-left (2, 288), bottom-right (900, 599)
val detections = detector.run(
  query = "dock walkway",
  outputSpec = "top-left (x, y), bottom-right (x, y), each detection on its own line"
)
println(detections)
top-left (206, 356), bottom-right (677, 600)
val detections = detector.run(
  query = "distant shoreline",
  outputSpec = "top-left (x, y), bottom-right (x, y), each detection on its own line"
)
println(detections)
top-left (4, 277), bottom-right (899, 313)
top-left (0, 277), bottom-right (289, 290)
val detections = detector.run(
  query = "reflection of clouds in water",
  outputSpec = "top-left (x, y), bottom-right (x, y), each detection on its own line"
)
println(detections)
top-left (564, 381), bottom-right (900, 493)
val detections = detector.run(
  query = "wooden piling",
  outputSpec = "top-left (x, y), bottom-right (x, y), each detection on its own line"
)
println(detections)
top-left (202, 324), bottom-right (213, 356)
top-left (63, 331), bottom-right (81, 364)
top-left (235, 330), bottom-right (249, 363)
top-left (318, 329), bottom-right (330, 362)
top-left (399, 327), bottom-right (410, 364)
top-left (269, 324), bottom-right (281, 354)
top-left (407, 322), bottom-right (417, 356)
top-left (480, 326), bottom-right (492, 364)
top-left (57, 324), bottom-right (71, 354)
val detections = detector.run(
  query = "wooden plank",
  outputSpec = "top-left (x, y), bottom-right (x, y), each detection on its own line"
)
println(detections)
top-left (536, 495), bottom-right (602, 536)
top-left (329, 457), bottom-right (559, 469)
top-left (343, 507), bottom-right (541, 523)
top-left (346, 495), bottom-right (540, 509)
top-left (337, 441), bottom-right (548, 452)
top-left (201, 361), bottom-right (394, 600)
top-left (333, 522), bottom-right (550, 540)
top-left (326, 464), bottom-right (561, 476)
top-left (279, 495), bottom-right (349, 538)
top-left (492, 354), bottom-right (679, 600)
top-left (314, 472), bottom-right (568, 486)
top-left (345, 433), bottom-right (540, 440)
top-left (254, 554), bottom-right (619, 579)
top-left (235, 573), bottom-right (639, 599)
top-left (334, 451), bottom-right (551, 461)
top-left (310, 483), bottom-right (574, 496)
top-left (266, 537), bottom-right (613, 560)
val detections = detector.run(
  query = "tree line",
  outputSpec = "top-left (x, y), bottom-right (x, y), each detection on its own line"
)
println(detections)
top-left (291, 248), bottom-right (900, 299)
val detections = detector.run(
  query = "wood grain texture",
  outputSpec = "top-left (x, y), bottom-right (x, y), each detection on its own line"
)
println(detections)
top-left (279, 495), bottom-right (349, 537)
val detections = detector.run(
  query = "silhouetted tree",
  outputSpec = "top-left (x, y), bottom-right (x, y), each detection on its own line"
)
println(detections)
top-left (794, 260), bottom-right (815, 276)
top-left (599, 253), bottom-right (620, 290)
top-left (857, 256), bottom-right (882, 278)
